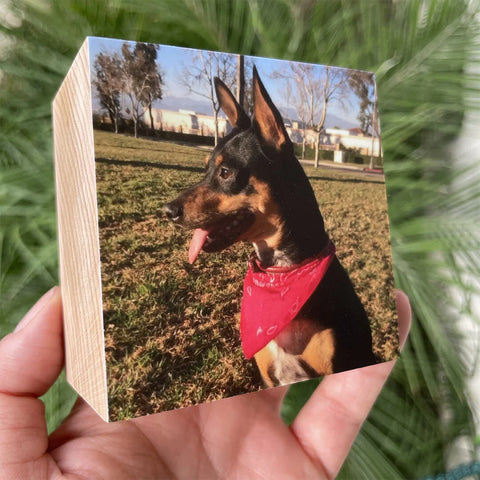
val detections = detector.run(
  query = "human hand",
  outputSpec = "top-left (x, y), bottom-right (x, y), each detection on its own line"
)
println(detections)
top-left (0, 287), bottom-right (410, 480)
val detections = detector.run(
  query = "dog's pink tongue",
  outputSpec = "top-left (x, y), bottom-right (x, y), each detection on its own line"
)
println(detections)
top-left (188, 228), bottom-right (209, 264)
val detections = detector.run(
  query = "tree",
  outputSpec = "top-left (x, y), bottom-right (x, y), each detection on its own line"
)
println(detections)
top-left (278, 63), bottom-right (349, 167)
top-left (120, 42), bottom-right (163, 137)
top-left (236, 55), bottom-right (244, 108)
top-left (181, 51), bottom-right (236, 145)
top-left (348, 70), bottom-right (374, 134)
top-left (133, 43), bottom-right (164, 132)
top-left (240, 59), bottom-right (255, 117)
top-left (92, 53), bottom-right (123, 134)
top-left (347, 70), bottom-right (380, 168)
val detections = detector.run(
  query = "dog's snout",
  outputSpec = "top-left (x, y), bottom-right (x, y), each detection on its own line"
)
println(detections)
top-left (164, 201), bottom-right (183, 222)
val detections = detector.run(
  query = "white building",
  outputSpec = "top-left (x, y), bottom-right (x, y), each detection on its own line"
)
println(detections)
top-left (97, 106), bottom-right (380, 157)
top-left (151, 108), bottom-right (229, 137)
top-left (286, 126), bottom-right (381, 157)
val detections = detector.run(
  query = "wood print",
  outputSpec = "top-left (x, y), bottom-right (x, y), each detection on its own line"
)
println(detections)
top-left (54, 37), bottom-right (398, 422)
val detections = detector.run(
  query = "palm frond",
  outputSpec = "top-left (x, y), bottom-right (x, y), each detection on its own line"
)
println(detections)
top-left (1, 0), bottom-right (479, 474)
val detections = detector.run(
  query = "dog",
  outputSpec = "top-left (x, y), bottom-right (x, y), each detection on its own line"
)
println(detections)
top-left (164, 67), bottom-right (377, 387)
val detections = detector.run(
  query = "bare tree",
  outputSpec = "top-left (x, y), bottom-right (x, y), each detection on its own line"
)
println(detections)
top-left (92, 53), bottom-right (123, 133)
top-left (274, 77), bottom-right (308, 158)
top-left (276, 63), bottom-right (349, 167)
top-left (281, 69), bottom-right (311, 159)
top-left (181, 51), bottom-right (236, 145)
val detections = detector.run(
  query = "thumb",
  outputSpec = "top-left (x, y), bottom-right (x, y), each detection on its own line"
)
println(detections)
top-left (0, 286), bottom-right (64, 467)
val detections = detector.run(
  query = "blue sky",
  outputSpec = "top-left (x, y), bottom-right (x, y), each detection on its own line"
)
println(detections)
top-left (88, 36), bottom-right (375, 130)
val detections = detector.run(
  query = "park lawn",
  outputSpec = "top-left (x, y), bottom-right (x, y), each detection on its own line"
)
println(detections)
top-left (94, 129), bottom-right (398, 421)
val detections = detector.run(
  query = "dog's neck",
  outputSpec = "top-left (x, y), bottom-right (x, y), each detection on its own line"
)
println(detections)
top-left (252, 226), bottom-right (330, 268)
top-left (252, 241), bottom-right (292, 268)
top-left (248, 149), bottom-right (331, 268)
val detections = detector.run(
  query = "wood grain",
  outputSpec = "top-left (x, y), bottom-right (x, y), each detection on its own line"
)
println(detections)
top-left (53, 38), bottom-right (108, 421)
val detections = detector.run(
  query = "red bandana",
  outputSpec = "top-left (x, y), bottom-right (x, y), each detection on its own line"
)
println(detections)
top-left (240, 241), bottom-right (336, 359)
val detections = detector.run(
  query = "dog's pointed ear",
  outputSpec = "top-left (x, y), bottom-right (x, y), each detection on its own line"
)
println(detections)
top-left (214, 77), bottom-right (250, 130)
top-left (252, 66), bottom-right (290, 152)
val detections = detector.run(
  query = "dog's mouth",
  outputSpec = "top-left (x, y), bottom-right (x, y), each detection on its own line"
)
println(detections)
top-left (188, 209), bottom-right (255, 263)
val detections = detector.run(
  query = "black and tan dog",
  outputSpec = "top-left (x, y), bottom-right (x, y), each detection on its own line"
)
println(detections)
top-left (165, 67), bottom-right (376, 387)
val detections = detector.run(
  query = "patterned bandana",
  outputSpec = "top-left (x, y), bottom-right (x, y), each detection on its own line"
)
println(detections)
top-left (240, 240), bottom-right (336, 359)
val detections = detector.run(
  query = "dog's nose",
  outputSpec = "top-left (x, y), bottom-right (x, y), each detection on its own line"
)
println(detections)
top-left (164, 201), bottom-right (183, 222)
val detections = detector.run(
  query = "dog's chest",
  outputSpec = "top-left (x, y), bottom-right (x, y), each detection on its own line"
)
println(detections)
top-left (254, 321), bottom-right (336, 386)
top-left (265, 340), bottom-right (312, 385)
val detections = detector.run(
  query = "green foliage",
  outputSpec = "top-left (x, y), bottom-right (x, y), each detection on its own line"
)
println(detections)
top-left (281, 377), bottom-right (321, 426)
top-left (1, 0), bottom-right (479, 476)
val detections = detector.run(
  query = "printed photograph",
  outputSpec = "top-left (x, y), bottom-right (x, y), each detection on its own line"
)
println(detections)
top-left (89, 37), bottom-right (398, 421)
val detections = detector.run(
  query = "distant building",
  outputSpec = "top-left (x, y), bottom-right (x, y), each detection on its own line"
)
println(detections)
top-left (348, 127), bottom-right (364, 136)
top-left (150, 108), bottom-right (228, 137)
top-left (285, 125), bottom-right (381, 157)
top-left (95, 106), bottom-right (380, 156)
top-left (324, 127), bottom-right (380, 156)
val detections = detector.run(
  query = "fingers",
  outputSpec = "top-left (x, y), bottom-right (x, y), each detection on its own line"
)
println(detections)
top-left (0, 286), bottom-right (64, 396)
top-left (395, 290), bottom-right (411, 347)
top-left (0, 287), bottom-right (64, 466)
top-left (290, 290), bottom-right (411, 479)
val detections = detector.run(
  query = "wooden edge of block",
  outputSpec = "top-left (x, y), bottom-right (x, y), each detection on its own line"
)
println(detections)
top-left (53, 38), bottom-right (109, 421)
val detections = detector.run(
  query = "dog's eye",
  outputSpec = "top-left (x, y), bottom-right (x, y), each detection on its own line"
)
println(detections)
top-left (219, 167), bottom-right (233, 180)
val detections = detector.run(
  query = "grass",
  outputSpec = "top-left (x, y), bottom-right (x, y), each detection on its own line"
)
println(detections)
top-left (293, 144), bottom-right (383, 168)
top-left (94, 129), bottom-right (398, 421)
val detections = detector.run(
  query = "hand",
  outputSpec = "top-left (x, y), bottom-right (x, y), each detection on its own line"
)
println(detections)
top-left (0, 287), bottom-right (410, 480)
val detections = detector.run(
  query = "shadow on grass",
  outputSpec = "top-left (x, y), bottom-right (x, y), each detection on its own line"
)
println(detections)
top-left (95, 157), bottom-right (383, 186)
top-left (105, 289), bottom-right (264, 416)
top-left (307, 174), bottom-right (384, 185)
top-left (98, 142), bottom-right (208, 157)
top-left (96, 157), bottom-right (205, 173)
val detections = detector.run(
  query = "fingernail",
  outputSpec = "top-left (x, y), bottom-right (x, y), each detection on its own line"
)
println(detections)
top-left (14, 286), bottom-right (59, 332)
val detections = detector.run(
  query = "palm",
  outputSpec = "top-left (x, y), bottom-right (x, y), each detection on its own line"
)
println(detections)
top-left (0, 288), bottom-right (409, 479)
top-left (48, 388), bottom-right (321, 479)
top-left (46, 372), bottom-right (371, 479)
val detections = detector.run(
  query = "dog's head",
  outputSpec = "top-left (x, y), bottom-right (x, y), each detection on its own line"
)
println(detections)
top-left (165, 67), bottom-right (323, 264)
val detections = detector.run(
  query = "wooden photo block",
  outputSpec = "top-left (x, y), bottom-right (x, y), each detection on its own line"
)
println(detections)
top-left (53, 37), bottom-right (397, 422)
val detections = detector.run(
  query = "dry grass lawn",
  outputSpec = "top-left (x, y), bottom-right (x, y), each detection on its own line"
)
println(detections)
top-left (94, 130), bottom-right (398, 421)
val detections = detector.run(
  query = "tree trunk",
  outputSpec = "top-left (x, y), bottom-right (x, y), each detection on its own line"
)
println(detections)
top-left (214, 109), bottom-right (219, 146)
top-left (377, 134), bottom-right (382, 166)
top-left (370, 81), bottom-right (378, 169)
top-left (236, 55), bottom-right (245, 109)
top-left (314, 131), bottom-right (321, 168)
top-left (149, 104), bottom-right (155, 133)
